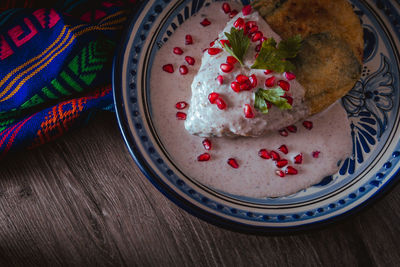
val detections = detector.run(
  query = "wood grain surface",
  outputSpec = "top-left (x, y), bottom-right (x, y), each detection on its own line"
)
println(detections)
top-left (0, 112), bottom-right (400, 266)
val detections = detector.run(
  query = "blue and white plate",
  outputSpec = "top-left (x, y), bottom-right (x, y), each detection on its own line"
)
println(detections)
top-left (113, 0), bottom-right (400, 232)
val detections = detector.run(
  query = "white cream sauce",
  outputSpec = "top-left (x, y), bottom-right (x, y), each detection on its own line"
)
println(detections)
top-left (150, 2), bottom-right (352, 198)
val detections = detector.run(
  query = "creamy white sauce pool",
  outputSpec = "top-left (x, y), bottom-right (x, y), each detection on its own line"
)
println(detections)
top-left (150, 2), bottom-right (352, 198)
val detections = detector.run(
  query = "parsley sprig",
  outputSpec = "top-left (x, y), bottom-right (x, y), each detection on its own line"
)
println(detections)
top-left (251, 35), bottom-right (302, 72)
top-left (254, 88), bottom-right (292, 114)
top-left (222, 27), bottom-right (250, 65)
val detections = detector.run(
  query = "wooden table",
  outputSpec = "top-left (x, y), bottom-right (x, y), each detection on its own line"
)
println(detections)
top-left (1, 112), bottom-right (400, 266)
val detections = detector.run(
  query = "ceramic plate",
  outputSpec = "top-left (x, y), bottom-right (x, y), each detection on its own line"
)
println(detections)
top-left (113, 0), bottom-right (400, 232)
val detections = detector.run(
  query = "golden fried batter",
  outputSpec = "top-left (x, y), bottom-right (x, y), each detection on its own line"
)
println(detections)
top-left (253, 0), bottom-right (363, 114)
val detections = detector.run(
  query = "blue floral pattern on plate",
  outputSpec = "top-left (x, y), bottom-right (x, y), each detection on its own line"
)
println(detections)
top-left (113, 0), bottom-right (400, 232)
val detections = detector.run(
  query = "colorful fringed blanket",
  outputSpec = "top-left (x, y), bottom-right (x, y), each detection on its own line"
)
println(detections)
top-left (0, 1), bottom-right (137, 159)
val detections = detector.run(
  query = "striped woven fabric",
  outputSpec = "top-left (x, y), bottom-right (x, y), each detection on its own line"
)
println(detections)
top-left (0, 0), bottom-right (138, 159)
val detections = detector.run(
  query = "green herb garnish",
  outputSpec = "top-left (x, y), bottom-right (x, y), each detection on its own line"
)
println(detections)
top-left (254, 88), bottom-right (292, 114)
top-left (251, 35), bottom-right (302, 72)
top-left (223, 27), bottom-right (250, 65)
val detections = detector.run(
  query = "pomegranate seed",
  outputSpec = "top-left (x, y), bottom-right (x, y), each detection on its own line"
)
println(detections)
top-left (227, 158), bottom-right (239, 168)
top-left (179, 65), bottom-right (188, 75)
top-left (254, 53), bottom-right (259, 59)
top-left (260, 36), bottom-right (268, 43)
top-left (303, 121), bottom-right (313, 130)
top-left (282, 95), bottom-right (293, 105)
top-left (255, 44), bottom-right (261, 52)
top-left (276, 159), bottom-right (288, 168)
top-left (251, 31), bottom-right (263, 42)
top-left (220, 39), bottom-right (230, 47)
top-left (234, 17), bottom-right (245, 29)
top-left (265, 101), bottom-right (272, 109)
top-left (208, 92), bottom-right (220, 104)
top-left (279, 129), bottom-right (288, 137)
top-left (209, 40), bottom-right (215, 47)
top-left (185, 56), bottom-right (195, 65)
top-left (276, 170), bottom-right (285, 177)
top-left (278, 80), bottom-right (290, 91)
top-left (265, 76), bottom-right (276, 87)
top-left (294, 154), bottom-right (303, 164)
top-left (229, 9), bottom-right (238, 18)
top-left (176, 112), bottom-right (186, 120)
top-left (175, 101), bottom-right (188, 110)
top-left (200, 18), bottom-right (211, 27)
top-left (312, 151), bottom-right (320, 158)
top-left (278, 145), bottom-right (288, 154)
top-left (173, 47), bottom-right (183, 55)
top-left (284, 72), bottom-right (296, 80)
top-left (258, 149), bottom-right (271, 159)
top-left (231, 81), bottom-right (240, 93)
top-left (226, 56), bottom-right (237, 65)
top-left (208, 48), bottom-right (222, 55)
top-left (185, 34), bottom-right (193, 45)
top-left (246, 21), bottom-right (257, 29)
top-left (249, 74), bottom-right (257, 88)
top-left (202, 139), bottom-right (212, 150)
top-left (240, 82), bottom-right (251, 91)
top-left (270, 150), bottom-right (280, 161)
top-left (222, 3), bottom-right (231, 14)
top-left (198, 153), bottom-right (211, 162)
top-left (242, 5), bottom-right (252, 15)
top-left (220, 63), bottom-right (233, 73)
top-left (264, 70), bottom-right (273, 75)
top-left (285, 166), bottom-right (298, 175)
top-left (236, 74), bottom-right (249, 84)
top-left (287, 125), bottom-right (297, 133)
top-left (162, 64), bottom-right (174, 73)
top-left (217, 75), bottom-right (224, 85)
top-left (249, 26), bottom-right (259, 34)
top-left (244, 104), bottom-right (255, 118)
top-left (216, 97), bottom-right (227, 110)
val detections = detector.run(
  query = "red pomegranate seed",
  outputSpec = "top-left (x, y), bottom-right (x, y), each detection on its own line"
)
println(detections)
top-left (162, 64), bottom-right (174, 73)
top-left (200, 18), bottom-right (211, 27)
top-left (217, 75), bottom-right (224, 85)
top-left (260, 36), bottom-right (268, 43)
top-left (265, 101), bottom-right (272, 109)
top-left (226, 56), bottom-right (237, 65)
top-left (249, 26), bottom-right (259, 34)
top-left (294, 153), bottom-right (303, 164)
top-left (216, 97), bottom-right (227, 110)
top-left (185, 34), bottom-right (193, 45)
top-left (229, 9), bottom-right (238, 18)
top-left (258, 149), bottom-right (271, 159)
top-left (208, 92), bottom-right (220, 104)
top-left (179, 65), bottom-right (188, 75)
top-left (254, 53), bottom-right (259, 59)
top-left (276, 159), bottom-right (288, 168)
top-left (234, 17), bottom-right (245, 29)
top-left (220, 63), bottom-right (233, 73)
top-left (176, 112), bottom-right (186, 120)
top-left (270, 150), bottom-right (280, 161)
top-left (185, 56), bottom-right (195, 65)
top-left (255, 44), bottom-right (261, 52)
top-left (231, 81), bottom-right (240, 93)
top-left (222, 2), bottom-right (231, 14)
top-left (246, 21), bottom-right (257, 28)
top-left (287, 125), bottom-right (297, 133)
top-left (249, 74), bottom-right (257, 88)
top-left (279, 129), bottom-right (288, 137)
top-left (284, 72), bottom-right (296, 80)
top-left (285, 166), bottom-right (298, 175)
top-left (208, 48), bottom-right (222, 55)
top-left (278, 80), bottom-right (290, 91)
top-left (276, 170), bottom-right (285, 177)
top-left (236, 74), bottom-right (249, 84)
top-left (251, 31), bottom-right (263, 42)
top-left (278, 145), bottom-right (288, 154)
top-left (242, 5), bottom-right (252, 15)
top-left (282, 95), bottom-right (293, 105)
top-left (240, 82), bottom-right (251, 91)
top-left (312, 151), bottom-right (320, 158)
top-left (173, 47), bottom-right (184, 55)
top-left (264, 69), bottom-right (273, 75)
top-left (265, 76), bottom-right (276, 87)
top-left (227, 158), bottom-right (239, 168)
top-left (220, 39), bottom-right (230, 47)
top-left (198, 153), bottom-right (211, 162)
top-left (244, 104), bottom-right (255, 118)
top-left (303, 121), bottom-right (313, 130)
top-left (209, 40), bottom-right (215, 47)
top-left (202, 139), bottom-right (212, 150)
top-left (175, 101), bottom-right (188, 110)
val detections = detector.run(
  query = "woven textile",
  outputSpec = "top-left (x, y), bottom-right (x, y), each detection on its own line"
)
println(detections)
top-left (0, 1), bottom-right (137, 159)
